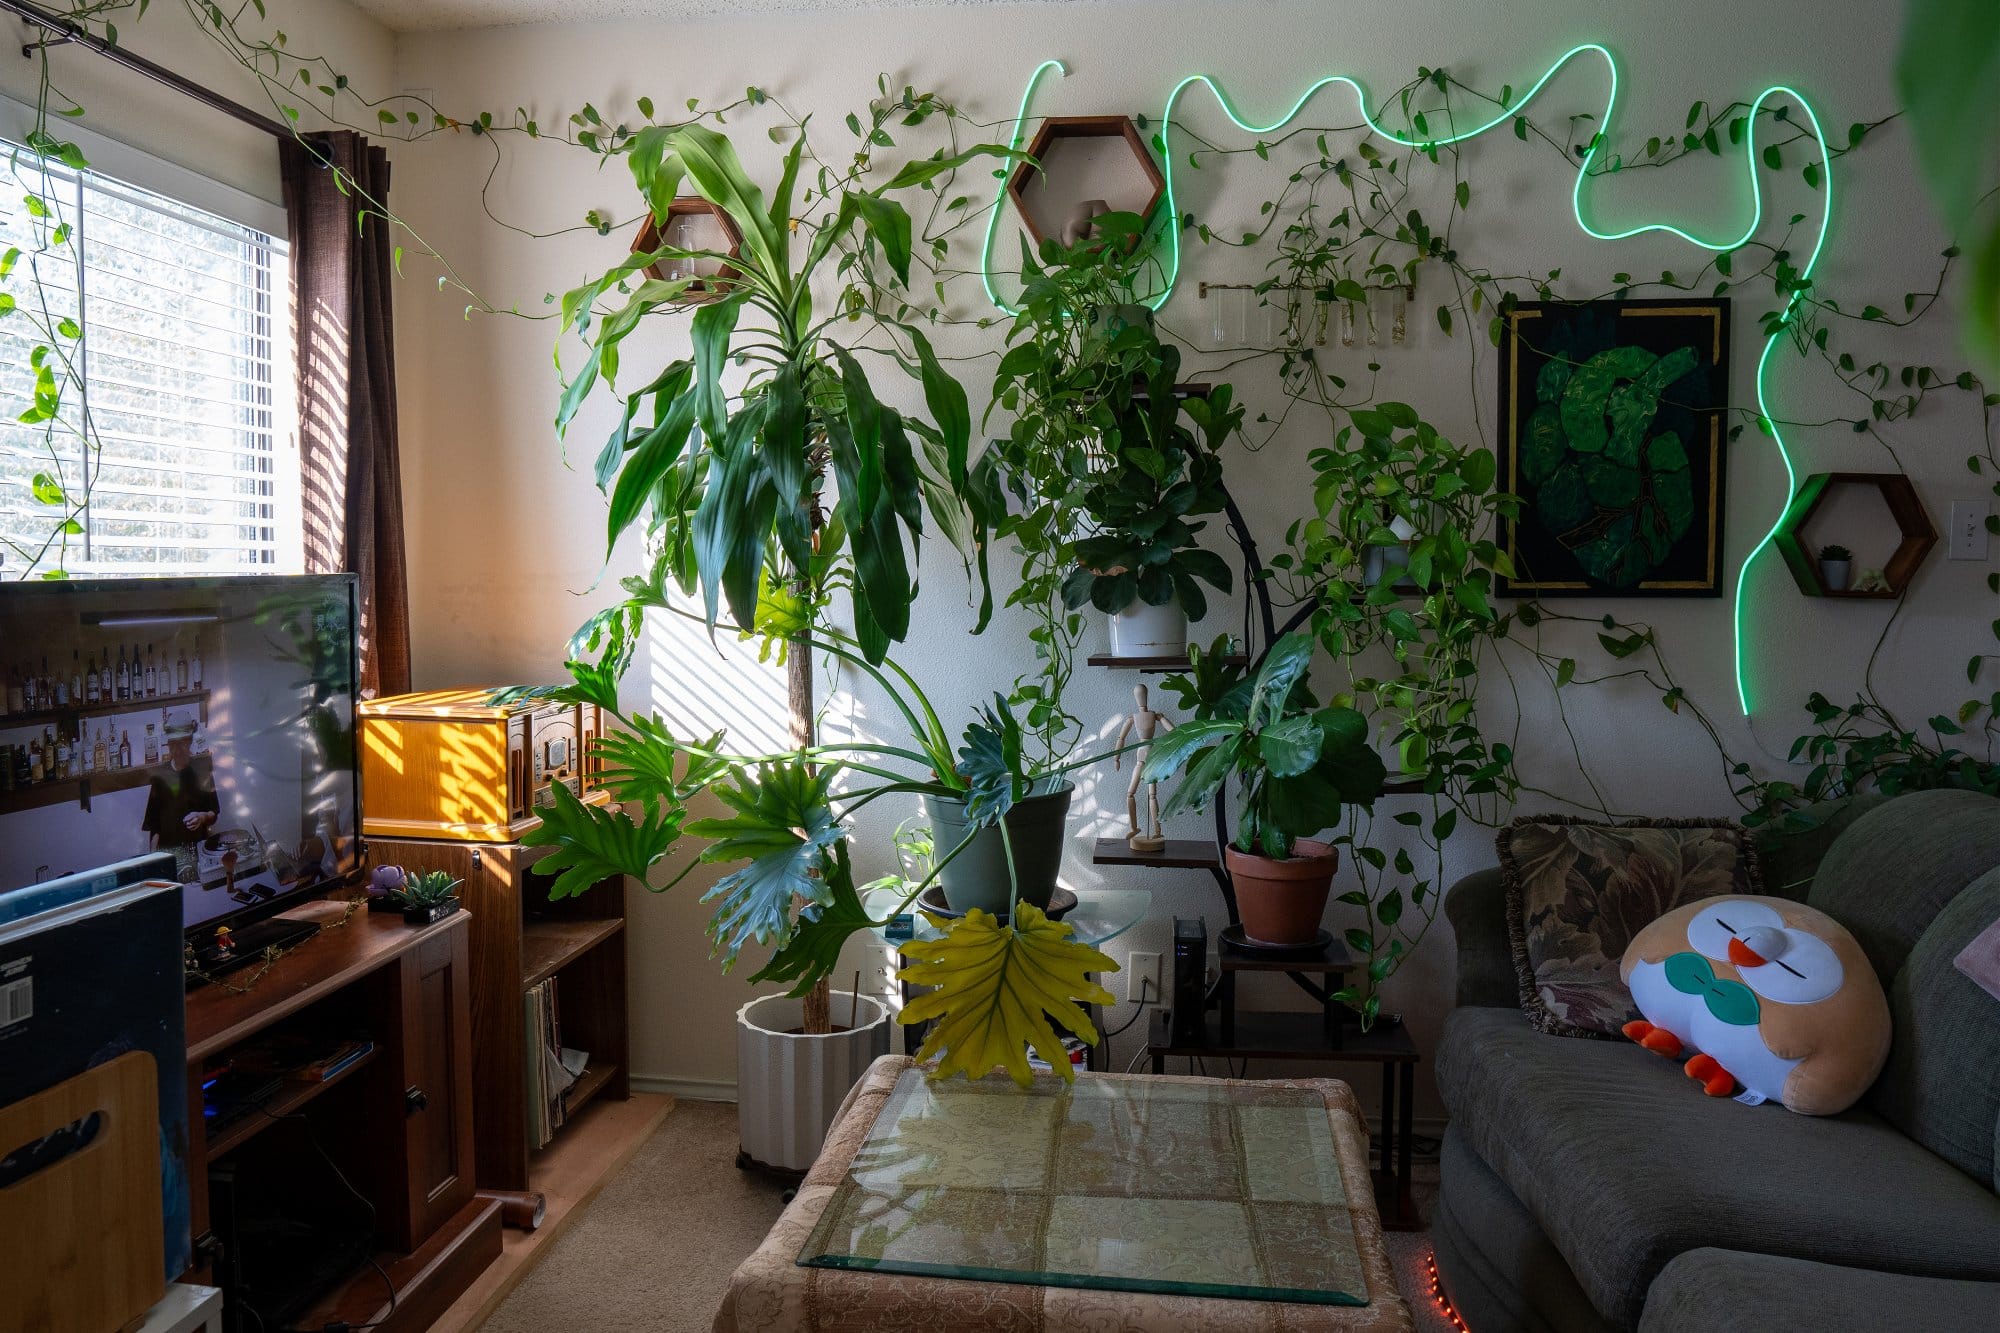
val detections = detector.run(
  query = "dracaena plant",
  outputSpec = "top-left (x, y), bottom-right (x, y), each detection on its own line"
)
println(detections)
top-left (520, 625), bottom-right (1119, 1086)
top-left (555, 120), bottom-right (1012, 664)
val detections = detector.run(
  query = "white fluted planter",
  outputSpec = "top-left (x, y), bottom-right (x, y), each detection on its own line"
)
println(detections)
top-left (736, 990), bottom-right (892, 1172)
top-left (1108, 599), bottom-right (1188, 657)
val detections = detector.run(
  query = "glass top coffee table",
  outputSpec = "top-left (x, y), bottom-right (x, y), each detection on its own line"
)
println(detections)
top-left (796, 1066), bottom-right (1373, 1306)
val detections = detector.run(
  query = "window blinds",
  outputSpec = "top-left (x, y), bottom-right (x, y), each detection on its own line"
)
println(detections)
top-left (0, 146), bottom-right (296, 577)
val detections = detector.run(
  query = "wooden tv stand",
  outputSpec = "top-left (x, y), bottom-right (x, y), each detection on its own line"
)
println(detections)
top-left (184, 896), bottom-right (500, 1331)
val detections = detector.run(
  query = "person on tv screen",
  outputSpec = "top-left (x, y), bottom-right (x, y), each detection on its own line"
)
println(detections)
top-left (143, 721), bottom-right (218, 853)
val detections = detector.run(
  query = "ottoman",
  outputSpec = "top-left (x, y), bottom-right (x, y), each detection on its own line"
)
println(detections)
top-left (715, 1055), bottom-right (1413, 1332)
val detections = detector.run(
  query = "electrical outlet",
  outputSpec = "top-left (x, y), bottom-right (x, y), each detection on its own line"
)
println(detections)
top-left (1950, 500), bottom-right (1990, 561)
top-left (1127, 952), bottom-right (1160, 1003)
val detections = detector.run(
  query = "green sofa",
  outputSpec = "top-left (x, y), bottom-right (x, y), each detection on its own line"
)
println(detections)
top-left (1432, 789), bottom-right (2000, 1332)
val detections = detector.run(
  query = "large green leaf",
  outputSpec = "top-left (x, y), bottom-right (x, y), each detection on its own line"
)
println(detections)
top-left (1899, 0), bottom-right (2000, 366)
top-left (897, 902), bottom-right (1117, 1086)
top-left (688, 296), bottom-right (741, 449)
top-left (520, 781), bottom-right (687, 901)
top-left (1248, 632), bottom-right (1317, 727)
top-left (689, 761), bottom-right (842, 969)
top-left (1139, 717), bottom-right (1240, 783)
top-left (606, 390), bottom-right (697, 558)
top-left (749, 840), bottom-right (879, 997)
top-left (670, 123), bottom-right (784, 284)
top-left (1258, 713), bottom-right (1323, 778)
top-left (851, 192), bottom-right (913, 285)
top-left (594, 714), bottom-right (726, 807)
top-left (957, 693), bottom-right (1027, 825)
top-left (689, 402), bottom-right (776, 632)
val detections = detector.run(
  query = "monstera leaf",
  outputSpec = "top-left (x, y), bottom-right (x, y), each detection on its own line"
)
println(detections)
top-left (688, 760), bottom-right (842, 970)
top-left (520, 781), bottom-right (688, 900)
top-left (750, 840), bottom-right (880, 998)
top-left (897, 903), bottom-right (1118, 1086)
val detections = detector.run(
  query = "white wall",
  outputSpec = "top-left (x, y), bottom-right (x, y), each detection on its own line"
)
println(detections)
top-left (375, 0), bottom-right (1979, 1118)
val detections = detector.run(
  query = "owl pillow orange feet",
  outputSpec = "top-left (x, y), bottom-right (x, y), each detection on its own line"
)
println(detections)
top-left (1620, 1018), bottom-right (1684, 1056)
top-left (1619, 896), bottom-right (1891, 1115)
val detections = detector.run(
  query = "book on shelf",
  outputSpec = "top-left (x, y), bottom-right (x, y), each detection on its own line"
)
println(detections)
top-left (522, 976), bottom-right (588, 1150)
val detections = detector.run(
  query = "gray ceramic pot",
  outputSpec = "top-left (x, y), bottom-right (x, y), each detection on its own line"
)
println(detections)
top-left (923, 781), bottom-right (1075, 917)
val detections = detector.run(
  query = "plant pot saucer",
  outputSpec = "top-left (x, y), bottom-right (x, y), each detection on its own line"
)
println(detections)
top-left (1219, 923), bottom-right (1334, 956)
top-left (917, 884), bottom-right (1077, 924)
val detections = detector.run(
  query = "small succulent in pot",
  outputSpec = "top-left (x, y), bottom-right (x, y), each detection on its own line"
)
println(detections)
top-left (1817, 543), bottom-right (1853, 592)
top-left (389, 869), bottom-right (463, 923)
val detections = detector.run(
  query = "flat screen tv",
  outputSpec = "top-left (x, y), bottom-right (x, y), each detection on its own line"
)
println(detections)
top-left (0, 574), bottom-right (360, 935)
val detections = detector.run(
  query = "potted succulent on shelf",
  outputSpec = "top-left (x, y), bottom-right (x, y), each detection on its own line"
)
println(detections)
top-left (389, 870), bottom-right (462, 925)
top-left (1818, 543), bottom-right (1854, 592)
top-left (1143, 632), bottom-right (1388, 945)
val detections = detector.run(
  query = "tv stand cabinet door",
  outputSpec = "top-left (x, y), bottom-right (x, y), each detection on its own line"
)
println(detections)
top-left (391, 915), bottom-right (477, 1248)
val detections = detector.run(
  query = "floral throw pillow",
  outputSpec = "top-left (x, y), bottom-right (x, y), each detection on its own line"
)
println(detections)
top-left (1499, 816), bottom-right (1765, 1039)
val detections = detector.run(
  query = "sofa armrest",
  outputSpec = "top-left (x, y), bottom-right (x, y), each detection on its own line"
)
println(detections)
top-left (1445, 867), bottom-right (1518, 1009)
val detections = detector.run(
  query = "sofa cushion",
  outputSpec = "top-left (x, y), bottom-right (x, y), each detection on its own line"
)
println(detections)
top-left (1499, 816), bottom-right (1764, 1038)
top-left (1866, 866), bottom-right (2000, 1188)
top-left (1436, 1007), bottom-right (2000, 1330)
top-left (1806, 789), bottom-right (2000, 982)
top-left (1639, 1248), bottom-right (2000, 1333)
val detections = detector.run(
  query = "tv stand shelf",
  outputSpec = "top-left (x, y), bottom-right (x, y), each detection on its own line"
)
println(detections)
top-left (184, 898), bottom-right (499, 1327)
top-left (368, 835), bottom-right (630, 1193)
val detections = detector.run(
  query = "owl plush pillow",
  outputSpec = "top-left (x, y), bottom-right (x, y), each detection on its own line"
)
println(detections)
top-left (1618, 896), bottom-right (1890, 1115)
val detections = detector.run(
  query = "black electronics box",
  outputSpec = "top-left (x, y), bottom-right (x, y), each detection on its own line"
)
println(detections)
top-left (209, 1117), bottom-right (374, 1333)
top-left (1171, 915), bottom-right (1207, 1043)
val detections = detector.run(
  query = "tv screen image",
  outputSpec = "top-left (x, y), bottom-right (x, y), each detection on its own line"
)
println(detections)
top-left (0, 575), bottom-right (360, 934)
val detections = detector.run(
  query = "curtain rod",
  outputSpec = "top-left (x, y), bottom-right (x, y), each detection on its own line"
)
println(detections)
top-left (3, 0), bottom-right (293, 141)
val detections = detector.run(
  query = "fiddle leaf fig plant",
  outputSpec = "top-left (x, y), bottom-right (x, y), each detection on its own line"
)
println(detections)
top-left (1142, 632), bottom-right (1388, 858)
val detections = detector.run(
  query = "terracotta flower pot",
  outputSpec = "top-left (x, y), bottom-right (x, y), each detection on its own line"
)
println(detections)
top-left (1225, 839), bottom-right (1339, 946)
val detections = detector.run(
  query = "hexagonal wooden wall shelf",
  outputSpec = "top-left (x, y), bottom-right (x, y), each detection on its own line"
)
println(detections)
top-left (1007, 115), bottom-right (1166, 247)
top-left (1773, 471), bottom-right (1937, 599)
top-left (630, 197), bottom-right (743, 301)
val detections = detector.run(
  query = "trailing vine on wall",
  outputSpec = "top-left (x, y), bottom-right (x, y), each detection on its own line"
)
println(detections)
top-left (5, 0), bottom-right (1999, 1013)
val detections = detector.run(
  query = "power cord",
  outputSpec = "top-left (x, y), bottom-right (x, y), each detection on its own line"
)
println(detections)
top-left (1103, 994), bottom-right (1152, 1041)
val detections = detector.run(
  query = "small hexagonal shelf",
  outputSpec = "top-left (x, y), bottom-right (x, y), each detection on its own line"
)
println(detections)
top-left (1773, 471), bottom-right (1937, 599)
top-left (630, 197), bottom-right (743, 301)
top-left (1007, 115), bottom-right (1166, 248)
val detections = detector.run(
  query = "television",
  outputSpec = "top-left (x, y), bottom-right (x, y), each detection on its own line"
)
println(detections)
top-left (0, 574), bottom-right (361, 937)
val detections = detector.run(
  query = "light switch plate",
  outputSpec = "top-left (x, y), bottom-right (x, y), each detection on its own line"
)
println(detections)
top-left (1950, 500), bottom-right (1990, 561)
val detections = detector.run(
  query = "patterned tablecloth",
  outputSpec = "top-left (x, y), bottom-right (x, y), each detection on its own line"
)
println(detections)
top-left (715, 1055), bottom-right (1414, 1332)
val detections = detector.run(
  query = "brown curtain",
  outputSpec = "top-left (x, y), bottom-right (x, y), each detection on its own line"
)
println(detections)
top-left (281, 130), bottom-right (411, 698)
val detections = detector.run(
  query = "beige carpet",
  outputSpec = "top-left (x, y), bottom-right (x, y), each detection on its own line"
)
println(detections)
top-left (479, 1101), bottom-right (1456, 1333)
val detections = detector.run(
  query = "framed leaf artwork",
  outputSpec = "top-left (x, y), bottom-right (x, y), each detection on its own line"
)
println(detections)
top-left (1496, 299), bottom-right (1731, 596)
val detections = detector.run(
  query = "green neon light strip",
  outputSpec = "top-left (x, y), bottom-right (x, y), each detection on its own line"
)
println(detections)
top-left (980, 44), bottom-right (1832, 716)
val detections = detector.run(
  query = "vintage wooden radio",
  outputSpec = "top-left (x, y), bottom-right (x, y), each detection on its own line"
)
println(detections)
top-left (358, 688), bottom-right (606, 841)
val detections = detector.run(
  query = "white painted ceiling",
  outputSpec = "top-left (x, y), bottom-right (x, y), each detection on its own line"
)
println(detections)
top-left (350, 0), bottom-right (1066, 33)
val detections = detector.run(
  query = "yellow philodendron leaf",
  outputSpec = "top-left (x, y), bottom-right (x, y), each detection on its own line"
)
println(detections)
top-left (896, 902), bottom-right (1119, 1087)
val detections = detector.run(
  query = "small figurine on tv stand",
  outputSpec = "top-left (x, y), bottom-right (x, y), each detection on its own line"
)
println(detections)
top-left (1113, 684), bottom-right (1175, 853)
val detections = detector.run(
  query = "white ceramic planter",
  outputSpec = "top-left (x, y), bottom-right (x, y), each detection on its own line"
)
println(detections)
top-left (1819, 558), bottom-right (1851, 592)
top-left (1108, 599), bottom-right (1189, 657)
top-left (736, 990), bottom-right (892, 1172)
